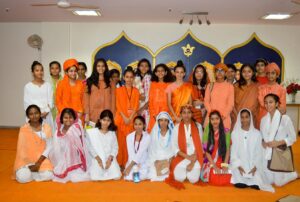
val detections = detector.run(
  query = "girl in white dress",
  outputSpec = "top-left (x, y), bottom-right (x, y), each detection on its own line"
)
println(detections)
top-left (124, 116), bottom-right (151, 181)
top-left (230, 108), bottom-right (274, 192)
top-left (148, 111), bottom-right (175, 181)
top-left (24, 61), bottom-right (54, 131)
top-left (86, 110), bottom-right (121, 181)
top-left (261, 93), bottom-right (298, 187)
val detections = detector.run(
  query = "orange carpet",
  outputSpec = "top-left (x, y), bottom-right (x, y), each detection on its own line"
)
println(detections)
top-left (0, 128), bottom-right (299, 202)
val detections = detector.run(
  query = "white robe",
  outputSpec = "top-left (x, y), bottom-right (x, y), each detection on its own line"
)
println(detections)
top-left (148, 129), bottom-right (175, 181)
top-left (230, 129), bottom-right (275, 192)
top-left (172, 123), bottom-right (203, 184)
top-left (261, 112), bottom-right (298, 187)
top-left (124, 131), bottom-right (151, 181)
top-left (86, 128), bottom-right (121, 181)
top-left (24, 81), bottom-right (54, 132)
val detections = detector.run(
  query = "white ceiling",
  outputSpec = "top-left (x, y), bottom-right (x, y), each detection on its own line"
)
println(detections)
top-left (1, 0), bottom-right (300, 24)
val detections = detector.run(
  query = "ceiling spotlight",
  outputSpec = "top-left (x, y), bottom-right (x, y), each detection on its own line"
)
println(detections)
top-left (179, 17), bottom-right (184, 24)
top-left (197, 16), bottom-right (202, 25)
top-left (189, 15), bottom-right (193, 25)
top-left (206, 16), bottom-right (211, 25)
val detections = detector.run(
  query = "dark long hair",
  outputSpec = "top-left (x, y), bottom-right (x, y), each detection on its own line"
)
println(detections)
top-left (86, 58), bottom-right (110, 94)
top-left (192, 64), bottom-right (208, 97)
top-left (254, 58), bottom-right (268, 67)
top-left (49, 61), bottom-right (61, 72)
top-left (206, 110), bottom-right (227, 161)
top-left (26, 104), bottom-right (43, 124)
top-left (238, 63), bottom-right (257, 88)
top-left (264, 93), bottom-right (280, 105)
top-left (95, 110), bottom-right (117, 131)
top-left (151, 63), bottom-right (174, 82)
top-left (136, 58), bottom-right (152, 79)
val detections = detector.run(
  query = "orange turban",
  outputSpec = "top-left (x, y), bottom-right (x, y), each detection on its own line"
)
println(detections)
top-left (214, 63), bottom-right (228, 72)
top-left (63, 58), bottom-right (78, 71)
top-left (265, 62), bottom-right (280, 75)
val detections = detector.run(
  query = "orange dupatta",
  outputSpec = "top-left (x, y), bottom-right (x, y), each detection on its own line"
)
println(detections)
top-left (171, 83), bottom-right (192, 119)
top-left (56, 76), bottom-right (84, 114)
top-left (165, 121), bottom-right (204, 189)
top-left (13, 123), bottom-right (53, 178)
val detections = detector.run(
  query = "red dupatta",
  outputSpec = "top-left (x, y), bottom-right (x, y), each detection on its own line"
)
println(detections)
top-left (165, 121), bottom-right (204, 189)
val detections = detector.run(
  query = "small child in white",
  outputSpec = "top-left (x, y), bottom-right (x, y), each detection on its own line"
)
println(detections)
top-left (124, 116), bottom-right (151, 181)
top-left (86, 110), bottom-right (121, 181)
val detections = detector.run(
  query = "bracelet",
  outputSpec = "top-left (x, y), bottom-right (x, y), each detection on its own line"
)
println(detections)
top-left (221, 163), bottom-right (229, 168)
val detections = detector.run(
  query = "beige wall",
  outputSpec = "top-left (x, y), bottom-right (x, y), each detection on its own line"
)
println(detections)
top-left (1, 22), bottom-right (300, 126)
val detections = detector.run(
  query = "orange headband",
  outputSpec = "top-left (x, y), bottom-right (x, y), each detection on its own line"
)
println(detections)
top-left (265, 62), bottom-right (280, 75)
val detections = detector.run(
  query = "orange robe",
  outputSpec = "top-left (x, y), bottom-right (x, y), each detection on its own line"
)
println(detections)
top-left (257, 83), bottom-right (286, 128)
top-left (191, 85), bottom-right (204, 124)
top-left (147, 82), bottom-right (169, 132)
top-left (166, 82), bottom-right (193, 121)
top-left (13, 123), bottom-right (53, 178)
top-left (56, 77), bottom-right (84, 114)
top-left (115, 86), bottom-right (140, 167)
top-left (204, 82), bottom-right (234, 130)
top-left (84, 80), bottom-right (115, 123)
top-left (233, 83), bottom-right (259, 128)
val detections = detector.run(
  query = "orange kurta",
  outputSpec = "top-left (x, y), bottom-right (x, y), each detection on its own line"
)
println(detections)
top-left (232, 82), bottom-right (259, 128)
top-left (204, 82), bottom-right (234, 130)
top-left (115, 86), bottom-right (140, 167)
top-left (84, 80), bottom-right (116, 123)
top-left (166, 82), bottom-right (193, 121)
top-left (256, 76), bottom-right (268, 85)
top-left (257, 83), bottom-right (286, 128)
top-left (13, 123), bottom-right (53, 178)
top-left (191, 85), bottom-right (204, 124)
top-left (148, 82), bottom-right (169, 132)
top-left (56, 78), bottom-right (84, 114)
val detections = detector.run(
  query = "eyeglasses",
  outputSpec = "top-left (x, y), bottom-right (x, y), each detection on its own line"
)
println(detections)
top-left (215, 69), bottom-right (225, 73)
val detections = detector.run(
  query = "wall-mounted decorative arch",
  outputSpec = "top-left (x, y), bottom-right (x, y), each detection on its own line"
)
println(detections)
top-left (154, 30), bottom-right (222, 80)
top-left (223, 33), bottom-right (284, 82)
top-left (91, 31), bottom-right (154, 73)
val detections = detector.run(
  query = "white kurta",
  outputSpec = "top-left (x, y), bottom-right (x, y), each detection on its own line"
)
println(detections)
top-left (261, 114), bottom-right (298, 187)
top-left (24, 81), bottom-right (54, 131)
top-left (124, 131), bottom-right (151, 181)
top-left (230, 129), bottom-right (274, 192)
top-left (86, 128), bottom-right (121, 181)
top-left (172, 123), bottom-right (203, 183)
top-left (148, 129), bottom-right (175, 181)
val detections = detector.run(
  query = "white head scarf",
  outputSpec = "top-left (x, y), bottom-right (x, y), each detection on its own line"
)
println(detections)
top-left (150, 111), bottom-right (174, 147)
top-left (232, 108), bottom-right (255, 135)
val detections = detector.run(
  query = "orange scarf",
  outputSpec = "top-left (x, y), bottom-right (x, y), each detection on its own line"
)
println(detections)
top-left (171, 83), bottom-right (192, 119)
top-left (56, 75), bottom-right (84, 113)
top-left (13, 123), bottom-right (53, 178)
top-left (165, 121), bottom-right (204, 189)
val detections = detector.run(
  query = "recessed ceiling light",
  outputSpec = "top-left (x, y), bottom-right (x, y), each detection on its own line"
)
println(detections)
top-left (72, 10), bottom-right (101, 16)
top-left (262, 13), bottom-right (292, 20)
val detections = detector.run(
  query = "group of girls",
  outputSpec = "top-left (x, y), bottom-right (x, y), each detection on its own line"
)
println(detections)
top-left (14, 57), bottom-right (298, 193)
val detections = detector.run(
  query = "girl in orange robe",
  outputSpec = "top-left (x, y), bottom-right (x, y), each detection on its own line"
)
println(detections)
top-left (166, 61), bottom-right (192, 124)
top-left (233, 64), bottom-right (259, 128)
top-left (257, 62), bottom-right (286, 128)
top-left (13, 105), bottom-right (53, 183)
top-left (147, 63), bottom-right (174, 132)
top-left (115, 67), bottom-right (140, 168)
top-left (204, 63), bottom-right (234, 130)
top-left (255, 58), bottom-right (268, 85)
top-left (56, 59), bottom-right (84, 119)
top-left (191, 64), bottom-right (209, 125)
